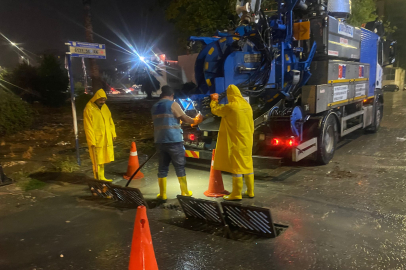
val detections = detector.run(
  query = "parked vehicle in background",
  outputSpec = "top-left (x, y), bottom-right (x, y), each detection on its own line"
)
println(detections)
top-left (383, 84), bottom-right (399, 92)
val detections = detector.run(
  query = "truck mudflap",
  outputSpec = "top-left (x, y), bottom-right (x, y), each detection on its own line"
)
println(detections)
top-left (292, 137), bottom-right (318, 162)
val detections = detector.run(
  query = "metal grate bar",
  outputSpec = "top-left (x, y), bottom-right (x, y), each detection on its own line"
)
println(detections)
top-left (177, 195), bottom-right (225, 225)
top-left (221, 202), bottom-right (277, 238)
top-left (87, 180), bottom-right (147, 208)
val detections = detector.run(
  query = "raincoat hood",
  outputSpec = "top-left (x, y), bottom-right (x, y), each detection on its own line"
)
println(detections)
top-left (226, 85), bottom-right (245, 103)
top-left (90, 89), bottom-right (107, 103)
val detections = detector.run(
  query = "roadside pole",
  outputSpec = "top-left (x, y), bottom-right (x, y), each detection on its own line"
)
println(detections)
top-left (65, 41), bottom-right (106, 166)
top-left (66, 53), bottom-right (81, 166)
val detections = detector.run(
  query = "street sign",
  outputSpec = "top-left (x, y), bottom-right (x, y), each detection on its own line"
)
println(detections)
top-left (68, 41), bottom-right (106, 59)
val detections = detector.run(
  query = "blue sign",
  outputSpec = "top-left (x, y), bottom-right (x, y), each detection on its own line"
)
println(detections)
top-left (68, 41), bottom-right (106, 59)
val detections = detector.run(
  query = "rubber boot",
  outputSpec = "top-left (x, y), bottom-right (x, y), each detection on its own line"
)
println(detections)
top-left (157, 177), bottom-right (167, 201)
top-left (243, 174), bottom-right (255, 198)
top-left (223, 177), bottom-right (243, 201)
top-left (98, 164), bottom-right (113, 182)
top-left (178, 176), bottom-right (193, 196)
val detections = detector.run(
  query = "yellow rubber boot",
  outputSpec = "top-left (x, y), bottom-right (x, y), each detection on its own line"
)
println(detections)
top-left (243, 174), bottom-right (255, 198)
top-left (98, 165), bottom-right (113, 182)
top-left (157, 177), bottom-right (167, 200)
top-left (178, 176), bottom-right (193, 196)
top-left (223, 177), bottom-right (243, 201)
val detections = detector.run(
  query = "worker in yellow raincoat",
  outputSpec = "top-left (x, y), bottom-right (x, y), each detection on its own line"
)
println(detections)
top-left (210, 85), bottom-right (254, 201)
top-left (84, 89), bottom-right (116, 182)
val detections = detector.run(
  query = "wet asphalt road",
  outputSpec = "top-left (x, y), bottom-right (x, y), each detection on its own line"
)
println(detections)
top-left (2, 91), bottom-right (406, 269)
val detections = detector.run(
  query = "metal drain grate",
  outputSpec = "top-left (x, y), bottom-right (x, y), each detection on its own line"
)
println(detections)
top-left (177, 195), bottom-right (225, 225)
top-left (88, 180), bottom-right (114, 199)
top-left (221, 202), bottom-right (277, 238)
top-left (111, 186), bottom-right (147, 207)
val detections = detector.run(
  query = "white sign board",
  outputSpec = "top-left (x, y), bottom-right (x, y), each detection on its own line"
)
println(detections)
top-left (68, 41), bottom-right (106, 59)
top-left (355, 83), bottom-right (366, 97)
top-left (333, 85), bottom-right (348, 102)
top-left (338, 22), bottom-right (354, 38)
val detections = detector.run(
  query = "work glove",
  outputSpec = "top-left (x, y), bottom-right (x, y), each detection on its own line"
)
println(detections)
top-left (191, 113), bottom-right (203, 127)
top-left (210, 93), bottom-right (219, 101)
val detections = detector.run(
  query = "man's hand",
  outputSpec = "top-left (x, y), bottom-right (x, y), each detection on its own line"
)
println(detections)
top-left (210, 93), bottom-right (219, 101)
top-left (191, 113), bottom-right (204, 127)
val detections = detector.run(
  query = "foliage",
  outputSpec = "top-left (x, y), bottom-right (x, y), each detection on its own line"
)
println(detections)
top-left (383, 20), bottom-right (397, 40)
top-left (347, 0), bottom-right (377, 27)
top-left (50, 156), bottom-right (80, 173)
top-left (262, 0), bottom-right (278, 10)
top-left (0, 88), bottom-right (33, 135)
top-left (5, 55), bottom-right (69, 107)
top-left (75, 82), bottom-right (86, 96)
top-left (165, 0), bottom-right (236, 49)
top-left (13, 169), bottom-right (47, 191)
top-left (4, 63), bottom-right (41, 103)
top-left (37, 55), bottom-right (69, 107)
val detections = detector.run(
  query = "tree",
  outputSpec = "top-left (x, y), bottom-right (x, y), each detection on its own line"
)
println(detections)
top-left (83, 0), bottom-right (103, 90)
top-left (347, 0), bottom-right (377, 27)
top-left (165, 0), bottom-right (236, 49)
top-left (37, 55), bottom-right (69, 107)
top-left (5, 63), bottom-right (40, 103)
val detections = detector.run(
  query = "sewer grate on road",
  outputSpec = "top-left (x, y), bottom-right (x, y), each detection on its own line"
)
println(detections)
top-left (111, 186), bottom-right (147, 207)
top-left (87, 180), bottom-right (147, 208)
top-left (221, 202), bottom-right (277, 238)
top-left (88, 180), bottom-right (115, 199)
top-left (177, 195), bottom-right (225, 225)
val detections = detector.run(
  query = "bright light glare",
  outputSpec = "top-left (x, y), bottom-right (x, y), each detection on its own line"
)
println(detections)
top-left (139, 56), bottom-right (145, 62)
top-left (10, 42), bottom-right (16, 46)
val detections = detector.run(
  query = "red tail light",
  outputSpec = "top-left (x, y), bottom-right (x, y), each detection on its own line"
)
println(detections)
top-left (188, 134), bottom-right (196, 141)
top-left (271, 138), bottom-right (281, 146)
top-left (287, 139), bottom-right (295, 147)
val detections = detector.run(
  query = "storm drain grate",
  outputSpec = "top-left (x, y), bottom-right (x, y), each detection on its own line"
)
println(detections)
top-left (88, 180), bottom-right (114, 199)
top-left (111, 186), bottom-right (147, 207)
top-left (177, 195), bottom-right (225, 225)
top-left (87, 180), bottom-right (147, 207)
top-left (221, 202), bottom-right (277, 238)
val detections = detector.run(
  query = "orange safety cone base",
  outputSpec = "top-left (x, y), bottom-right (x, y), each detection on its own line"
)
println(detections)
top-left (123, 171), bottom-right (144, 180)
top-left (204, 149), bottom-right (230, 197)
top-left (204, 189), bottom-right (230, 197)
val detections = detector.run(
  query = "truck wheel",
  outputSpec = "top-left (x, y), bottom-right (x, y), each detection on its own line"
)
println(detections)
top-left (317, 114), bottom-right (338, 165)
top-left (369, 102), bottom-right (383, 133)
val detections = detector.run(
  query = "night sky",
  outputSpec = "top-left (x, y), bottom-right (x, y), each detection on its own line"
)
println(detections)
top-left (0, 0), bottom-right (177, 70)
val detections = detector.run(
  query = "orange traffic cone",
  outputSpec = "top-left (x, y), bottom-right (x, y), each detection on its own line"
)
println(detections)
top-left (204, 149), bottom-right (230, 197)
top-left (124, 142), bottom-right (144, 180)
top-left (129, 206), bottom-right (158, 270)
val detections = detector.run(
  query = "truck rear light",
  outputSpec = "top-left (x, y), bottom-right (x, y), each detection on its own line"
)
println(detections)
top-left (188, 134), bottom-right (196, 141)
top-left (286, 138), bottom-right (296, 147)
top-left (271, 138), bottom-right (281, 146)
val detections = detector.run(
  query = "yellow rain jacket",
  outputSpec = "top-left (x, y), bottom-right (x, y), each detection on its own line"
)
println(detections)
top-left (210, 85), bottom-right (254, 174)
top-left (84, 89), bottom-right (116, 165)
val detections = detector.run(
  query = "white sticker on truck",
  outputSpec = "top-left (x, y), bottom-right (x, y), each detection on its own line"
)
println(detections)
top-left (355, 83), bottom-right (366, 97)
top-left (333, 85), bottom-right (348, 103)
top-left (338, 22), bottom-right (354, 38)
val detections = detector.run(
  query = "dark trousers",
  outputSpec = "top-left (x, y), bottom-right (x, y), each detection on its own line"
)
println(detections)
top-left (156, 142), bottom-right (186, 178)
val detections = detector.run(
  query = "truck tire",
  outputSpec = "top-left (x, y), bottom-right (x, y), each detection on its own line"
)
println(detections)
top-left (317, 114), bottom-right (338, 165)
top-left (369, 101), bottom-right (383, 133)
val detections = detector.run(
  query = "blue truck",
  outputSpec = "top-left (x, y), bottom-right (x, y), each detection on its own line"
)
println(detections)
top-left (178, 0), bottom-right (396, 164)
